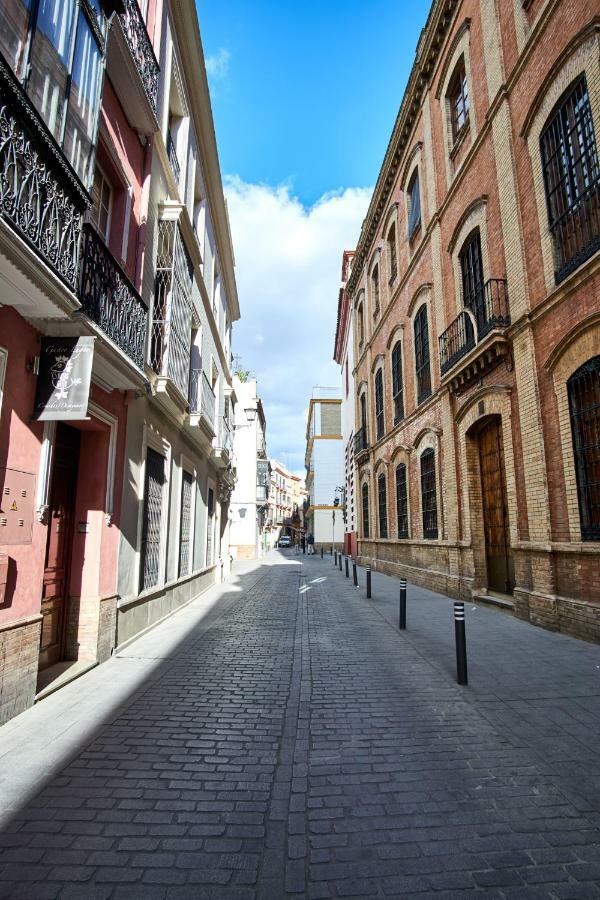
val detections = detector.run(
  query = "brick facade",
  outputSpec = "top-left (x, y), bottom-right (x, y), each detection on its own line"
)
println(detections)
top-left (350, 0), bottom-right (600, 642)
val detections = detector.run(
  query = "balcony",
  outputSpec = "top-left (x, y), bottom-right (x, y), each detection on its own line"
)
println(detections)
top-left (78, 224), bottom-right (148, 369)
top-left (212, 416), bottom-right (233, 468)
top-left (107, 0), bottom-right (159, 135)
top-left (0, 60), bottom-right (88, 297)
top-left (189, 369), bottom-right (216, 432)
top-left (551, 178), bottom-right (600, 285)
top-left (439, 278), bottom-right (510, 391)
top-left (354, 426), bottom-right (369, 462)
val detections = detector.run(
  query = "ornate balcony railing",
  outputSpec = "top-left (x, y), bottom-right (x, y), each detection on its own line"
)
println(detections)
top-left (354, 426), bottom-right (369, 456)
top-left (79, 224), bottom-right (148, 368)
top-left (0, 59), bottom-right (88, 292)
top-left (551, 178), bottom-right (600, 285)
top-left (119, 0), bottom-right (159, 113)
top-left (439, 278), bottom-right (510, 375)
top-left (167, 129), bottom-right (180, 185)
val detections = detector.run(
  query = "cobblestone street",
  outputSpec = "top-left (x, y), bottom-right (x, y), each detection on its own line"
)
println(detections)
top-left (1, 551), bottom-right (600, 899)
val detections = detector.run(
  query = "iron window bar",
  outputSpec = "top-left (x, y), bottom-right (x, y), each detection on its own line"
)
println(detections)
top-left (568, 355), bottom-right (600, 541)
top-left (378, 472), bottom-right (388, 539)
top-left (140, 447), bottom-right (165, 592)
top-left (414, 305), bottom-right (431, 404)
top-left (362, 482), bottom-right (370, 539)
top-left (396, 463), bottom-right (409, 539)
top-left (375, 369), bottom-right (384, 440)
top-left (439, 278), bottom-right (510, 375)
top-left (391, 342), bottom-right (404, 424)
top-left (354, 426), bottom-right (369, 455)
top-left (420, 448), bottom-right (438, 539)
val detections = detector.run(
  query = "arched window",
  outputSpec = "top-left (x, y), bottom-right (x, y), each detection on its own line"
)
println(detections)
top-left (540, 75), bottom-right (599, 283)
top-left (374, 368), bottom-right (384, 440)
top-left (459, 229), bottom-right (484, 333)
top-left (371, 263), bottom-right (380, 318)
top-left (414, 305), bottom-right (431, 404)
top-left (362, 482), bottom-right (370, 539)
top-left (420, 447), bottom-right (438, 539)
top-left (357, 302), bottom-right (364, 348)
top-left (396, 463), bottom-right (408, 539)
top-left (407, 170), bottom-right (421, 239)
top-left (378, 472), bottom-right (388, 539)
top-left (391, 342), bottom-right (404, 424)
top-left (568, 355), bottom-right (600, 540)
top-left (448, 58), bottom-right (469, 144)
top-left (387, 222), bottom-right (397, 283)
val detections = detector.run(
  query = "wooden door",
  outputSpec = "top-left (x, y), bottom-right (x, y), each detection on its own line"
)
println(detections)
top-left (478, 418), bottom-right (514, 594)
top-left (39, 425), bottom-right (80, 671)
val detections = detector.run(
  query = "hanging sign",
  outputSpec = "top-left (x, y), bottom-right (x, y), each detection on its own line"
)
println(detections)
top-left (33, 337), bottom-right (95, 421)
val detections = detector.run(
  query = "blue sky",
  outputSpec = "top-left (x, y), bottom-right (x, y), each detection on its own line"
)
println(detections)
top-left (197, 0), bottom-right (431, 472)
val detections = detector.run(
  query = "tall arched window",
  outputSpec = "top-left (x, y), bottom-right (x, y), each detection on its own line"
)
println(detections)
top-left (357, 302), bottom-right (364, 348)
top-left (407, 170), bottom-right (421, 239)
top-left (396, 463), bottom-right (409, 539)
top-left (420, 447), bottom-right (438, 539)
top-left (362, 482), bottom-right (370, 539)
top-left (448, 57), bottom-right (469, 144)
top-left (378, 472), bottom-right (388, 539)
top-left (374, 368), bottom-right (384, 440)
top-left (568, 355), bottom-right (600, 540)
top-left (391, 342), bottom-right (404, 424)
top-left (387, 222), bottom-right (397, 283)
top-left (460, 229), bottom-right (484, 332)
top-left (540, 75), bottom-right (599, 283)
top-left (371, 263), bottom-right (380, 318)
top-left (414, 305), bottom-right (431, 404)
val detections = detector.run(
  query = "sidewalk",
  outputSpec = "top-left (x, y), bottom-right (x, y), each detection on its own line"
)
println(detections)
top-left (0, 549), bottom-right (598, 899)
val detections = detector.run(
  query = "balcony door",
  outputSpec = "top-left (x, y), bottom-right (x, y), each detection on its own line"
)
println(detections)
top-left (460, 231), bottom-right (484, 334)
top-left (40, 424), bottom-right (80, 671)
top-left (478, 417), bottom-right (514, 595)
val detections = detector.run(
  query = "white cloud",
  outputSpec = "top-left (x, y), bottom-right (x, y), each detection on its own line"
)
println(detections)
top-left (225, 177), bottom-right (372, 473)
top-left (206, 48), bottom-right (231, 82)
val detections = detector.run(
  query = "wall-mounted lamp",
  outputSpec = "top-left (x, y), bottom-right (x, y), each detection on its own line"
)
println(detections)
top-left (244, 407), bottom-right (257, 423)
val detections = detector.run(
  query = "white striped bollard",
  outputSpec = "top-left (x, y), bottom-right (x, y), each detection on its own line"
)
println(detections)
top-left (454, 601), bottom-right (468, 685)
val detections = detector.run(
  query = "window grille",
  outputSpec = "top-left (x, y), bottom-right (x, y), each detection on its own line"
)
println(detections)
top-left (396, 463), bottom-right (409, 539)
top-left (414, 305), bottom-right (431, 404)
top-left (460, 230), bottom-right (486, 332)
top-left (378, 472), bottom-right (388, 539)
top-left (151, 220), bottom-right (194, 398)
top-left (374, 369), bottom-right (384, 440)
top-left (372, 264), bottom-right (380, 317)
top-left (362, 482), bottom-right (370, 539)
top-left (540, 76), bottom-right (600, 283)
top-left (179, 470), bottom-right (193, 577)
top-left (407, 171), bottom-right (421, 238)
top-left (449, 60), bottom-right (469, 143)
top-left (568, 355), bottom-right (600, 540)
top-left (206, 487), bottom-right (215, 567)
top-left (387, 223), bottom-right (397, 282)
top-left (420, 448), bottom-right (438, 539)
top-left (357, 304), bottom-right (364, 347)
top-left (391, 342), bottom-right (404, 424)
top-left (140, 448), bottom-right (165, 591)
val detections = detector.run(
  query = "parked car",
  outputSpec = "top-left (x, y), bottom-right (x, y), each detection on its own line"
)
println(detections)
top-left (278, 535), bottom-right (292, 548)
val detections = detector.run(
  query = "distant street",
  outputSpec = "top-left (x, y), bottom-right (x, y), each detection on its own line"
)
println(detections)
top-left (1, 552), bottom-right (600, 899)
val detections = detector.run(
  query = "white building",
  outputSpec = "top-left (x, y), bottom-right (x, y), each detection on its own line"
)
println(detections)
top-left (229, 377), bottom-right (269, 559)
top-left (333, 252), bottom-right (357, 557)
top-left (304, 388), bottom-right (344, 551)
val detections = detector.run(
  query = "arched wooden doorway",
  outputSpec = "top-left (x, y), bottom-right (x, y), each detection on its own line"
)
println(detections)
top-left (478, 417), bottom-right (514, 594)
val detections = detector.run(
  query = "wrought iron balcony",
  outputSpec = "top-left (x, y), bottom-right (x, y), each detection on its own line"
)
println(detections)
top-left (439, 278), bottom-right (510, 376)
top-left (0, 59), bottom-right (88, 293)
top-left (551, 178), bottom-right (600, 284)
top-left (79, 224), bottom-right (148, 368)
top-left (167, 129), bottom-right (180, 185)
top-left (189, 368), bottom-right (216, 429)
top-left (354, 426), bottom-right (369, 457)
top-left (118, 0), bottom-right (159, 113)
top-left (257, 434), bottom-right (267, 458)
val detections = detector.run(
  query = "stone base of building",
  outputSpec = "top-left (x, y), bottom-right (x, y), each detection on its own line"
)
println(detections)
top-left (0, 615), bottom-right (42, 725)
top-left (65, 594), bottom-right (118, 664)
top-left (514, 589), bottom-right (600, 643)
top-left (116, 567), bottom-right (217, 650)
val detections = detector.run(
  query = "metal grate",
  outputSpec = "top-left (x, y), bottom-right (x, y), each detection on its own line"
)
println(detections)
top-left (391, 341), bottom-right (404, 424)
top-left (375, 369), bottom-right (384, 440)
top-left (362, 482), bottom-right (370, 539)
top-left (206, 487), bottom-right (214, 567)
top-left (396, 463), bottom-right (409, 539)
top-left (179, 470), bottom-right (193, 577)
top-left (540, 76), bottom-right (600, 284)
top-left (151, 220), bottom-right (193, 398)
top-left (140, 447), bottom-right (165, 592)
top-left (568, 355), bottom-right (600, 540)
top-left (420, 448), bottom-right (438, 539)
top-left (414, 305), bottom-right (431, 404)
top-left (378, 472), bottom-right (388, 539)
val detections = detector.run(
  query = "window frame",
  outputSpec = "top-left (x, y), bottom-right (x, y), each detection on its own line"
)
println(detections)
top-left (361, 481), bottom-right (370, 539)
top-left (387, 221), bottom-right (398, 284)
top-left (374, 367), bottom-right (385, 441)
top-left (420, 447), bottom-right (438, 540)
top-left (448, 57), bottom-right (470, 145)
top-left (90, 162), bottom-right (113, 243)
top-left (391, 341), bottom-right (404, 425)
top-left (414, 305), bottom-right (432, 405)
top-left (377, 471), bottom-right (388, 539)
top-left (407, 170), bottom-right (422, 240)
top-left (395, 462), bottom-right (409, 539)
top-left (568, 355), bottom-right (600, 541)
top-left (371, 261), bottom-right (380, 319)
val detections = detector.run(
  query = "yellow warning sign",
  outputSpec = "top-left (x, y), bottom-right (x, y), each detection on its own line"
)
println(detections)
top-left (10, 501), bottom-right (17, 511)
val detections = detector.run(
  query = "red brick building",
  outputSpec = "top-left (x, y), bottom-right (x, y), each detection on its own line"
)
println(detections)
top-left (350, 0), bottom-right (600, 641)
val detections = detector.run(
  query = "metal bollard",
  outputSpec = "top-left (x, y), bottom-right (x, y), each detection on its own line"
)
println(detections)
top-left (399, 578), bottom-right (407, 630)
top-left (338, 553), bottom-right (342, 572)
top-left (345, 556), bottom-right (349, 578)
top-left (334, 550), bottom-right (338, 566)
top-left (320, 547), bottom-right (323, 559)
top-left (366, 567), bottom-right (371, 599)
top-left (352, 561), bottom-right (358, 587)
top-left (454, 602), bottom-right (468, 685)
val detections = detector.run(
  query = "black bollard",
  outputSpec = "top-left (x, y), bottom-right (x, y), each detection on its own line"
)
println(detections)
top-left (338, 553), bottom-right (342, 572)
top-left (352, 561), bottom-right (358, 587)
top-left (334, 550), bottom-right (338, 566)
top-left (320, 547), bottom-right (323, 559)
top-left (366, 567), bottom-right (371, 599)
top-left (345, 556), bottom-right (349, 578)
top-left (454, 602), bottom-right (468, 685)
top-left (399, 578), bottom-right (407, 630)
